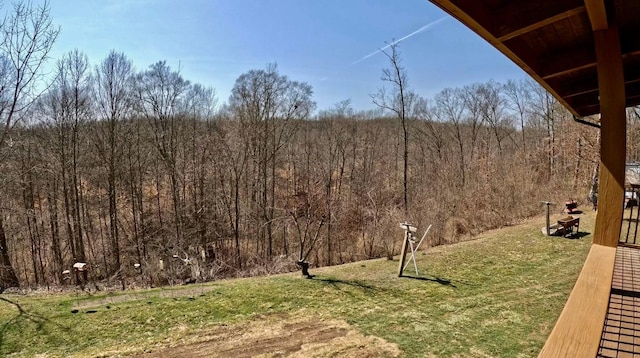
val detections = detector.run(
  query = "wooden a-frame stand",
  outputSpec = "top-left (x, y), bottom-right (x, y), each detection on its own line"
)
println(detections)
top-left (398, 222), bottom-right (432, 277)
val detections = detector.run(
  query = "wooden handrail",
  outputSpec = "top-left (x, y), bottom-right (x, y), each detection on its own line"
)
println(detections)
top-left (538, 244), bottom-right (616, 357)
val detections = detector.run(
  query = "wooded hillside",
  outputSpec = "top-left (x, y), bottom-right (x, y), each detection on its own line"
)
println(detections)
top-left (1, 67), bottom-right (617, 289)
top-left (2, 1), bottom-right (638, 290)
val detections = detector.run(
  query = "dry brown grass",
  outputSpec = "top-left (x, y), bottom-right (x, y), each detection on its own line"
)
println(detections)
top-left (132, 314), bottom-right (401, 358)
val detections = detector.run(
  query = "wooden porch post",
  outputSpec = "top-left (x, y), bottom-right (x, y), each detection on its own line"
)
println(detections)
top-left (593, 24), bottom-right (626, 247)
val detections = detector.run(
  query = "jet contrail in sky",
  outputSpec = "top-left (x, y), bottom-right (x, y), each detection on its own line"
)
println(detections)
top-left (350, 16), bottom-right (448, 66)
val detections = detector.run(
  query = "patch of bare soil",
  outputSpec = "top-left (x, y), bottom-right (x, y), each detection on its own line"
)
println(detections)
top-left (132, 315), bottom-right (401, 358)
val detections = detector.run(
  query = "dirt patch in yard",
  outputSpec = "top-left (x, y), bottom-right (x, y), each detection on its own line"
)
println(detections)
top-left (133, 315), bottom-right (401, 358)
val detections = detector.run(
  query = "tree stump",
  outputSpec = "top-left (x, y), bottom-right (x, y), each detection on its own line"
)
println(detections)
top-left (297, 260), bottom-right (313, 278)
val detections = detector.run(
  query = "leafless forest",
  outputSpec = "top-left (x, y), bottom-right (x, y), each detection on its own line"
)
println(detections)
top-left (1, 2), bottom-right (638, 290)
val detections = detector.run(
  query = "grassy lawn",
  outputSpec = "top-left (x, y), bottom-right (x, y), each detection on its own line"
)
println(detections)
top-left (0, 211), bottom-right (594, 357)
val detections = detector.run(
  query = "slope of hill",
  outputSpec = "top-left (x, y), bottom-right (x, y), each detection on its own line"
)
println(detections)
top-left (0, 211), bottom-right (594, 357)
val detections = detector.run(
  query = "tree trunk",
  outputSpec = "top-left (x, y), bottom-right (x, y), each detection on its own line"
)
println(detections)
top-left (47, 178), bottom-right (63, 284)
top-left (233, 169), bottom-right (242, 268)
top-left (0, 215), bottom-right (19, 288)
top-left (402, 116), bottom-right (409, 218)
top-left (72, 125), bottom-right (86, 264)
top-left (108, 156), bottom-right (120, 275)
top-left (296, 260), bottom-right (313, 278)
top-left (573, 137), bottom-right (583, 192)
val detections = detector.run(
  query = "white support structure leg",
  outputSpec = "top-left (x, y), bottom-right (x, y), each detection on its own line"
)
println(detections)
top-left (402, 224), bottom-right (432, 275)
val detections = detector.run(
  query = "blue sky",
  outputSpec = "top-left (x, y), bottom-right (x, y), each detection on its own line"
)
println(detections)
top-left (35, 0), bottom-right (527, 111)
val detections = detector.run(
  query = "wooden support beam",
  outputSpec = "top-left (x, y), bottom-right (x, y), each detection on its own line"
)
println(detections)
top-left (497, 6), bottom-right (585, 42)
top-left (567, 85), bottom-right (636, 113)
top-left (552, 64), bottom-right (640, 117)
top-left (565, 91), bottom-right (600, 113)
top-left (550, 72), bottom-right (599, 98)
top-left (541, 45), bottom-right (596, 80)
top-left (619, 34), bottom-right (640, 61)
top-left (575, 104), bottom-right (601, 117)
top-left (593, 24), bottom-right (626, 247)
top-left (626, 94), bottom-right (640, 109)
top-left (494, 0), bottom-right (584, 39)
top-left (584, 0), bottom-right (609, 31)
top-left (554, 61), bottom-right (640, 99)
top-left (628, 93), bottom-right (640, 102)
top-left (624, 82), bottom-right (640, 101)
top-left (542, 36), bottom-right (640, 80)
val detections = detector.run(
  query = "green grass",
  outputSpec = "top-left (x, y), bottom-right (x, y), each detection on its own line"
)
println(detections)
top-left (0, 211), bottom-right (594, 357)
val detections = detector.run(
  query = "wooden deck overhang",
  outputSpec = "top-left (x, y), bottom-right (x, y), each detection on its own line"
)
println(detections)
top-left (427, 0), bottom-right (640, 118)
top-left (427, 0), bottom-right (640, 356)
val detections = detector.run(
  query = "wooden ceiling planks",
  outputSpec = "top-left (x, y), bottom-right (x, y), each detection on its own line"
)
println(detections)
top-left (495, 2), bottom-right (585, 42)
top-left (548, 67), bottom-right (598, 99)
top-left (429, 0), bottom-right (640, 117)
top-left (496, 7), bottom-right (585, 42)
top-left (541, 44), bottom-right (596, 80)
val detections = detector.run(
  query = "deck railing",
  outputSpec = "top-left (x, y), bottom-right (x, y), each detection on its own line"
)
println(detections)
top-left (620, 185), bottom-right (640, 245)
top-left (596, 246), bottom-right (640, 356)
top-left (539, 245), bottom-right (616, 357)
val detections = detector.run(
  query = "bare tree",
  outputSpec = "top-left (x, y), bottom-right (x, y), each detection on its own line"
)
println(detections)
top-left (503, 79), bottom-right (531, 154)
top-left (41, 50), bottom-right (93, 285)
top-left (528, 80), bottom-right (560, 177)
top-left (216, 110), bottom-right (250, 269)
top-left (0, 0), bottom-right (59, 289)
top-left (371, 42), bottom-right (416, 219)
top-left (133, 61), bottom-right (190, 279)
top-left (434, 87), bottom-right (466, 189)
top-left (477, 81), bottom-right (511, 157)
top-left (286, 191), bottom-right (325, 278)
top-left (317, 99), bottom-right (355, 265)
top-left (414, 96), bottom-right (446, 163)
top-left (93, 51), bottom-right (134, 278)
top-left (460, 83), bottom-right (486, 163)
top-left (182, 83), bottom-right (217, 268)
top-left (228, 63), bottom-right (315, 259)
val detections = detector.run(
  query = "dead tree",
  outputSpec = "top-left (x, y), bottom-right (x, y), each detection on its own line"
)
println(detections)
top-left (228, 64), bottom-right (314, 259)
top-left (292, 213), bottom-right (325, 278)
top-left (93, 51), bottom-right (134, 278)
top-left (371, 42), bottom-right (416, 219)
top-left (0, 1), bottom-right (60, 289)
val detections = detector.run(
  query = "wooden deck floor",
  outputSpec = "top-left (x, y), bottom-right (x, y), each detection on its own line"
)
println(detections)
top-left (598, 245), bottom-right (640, 357)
